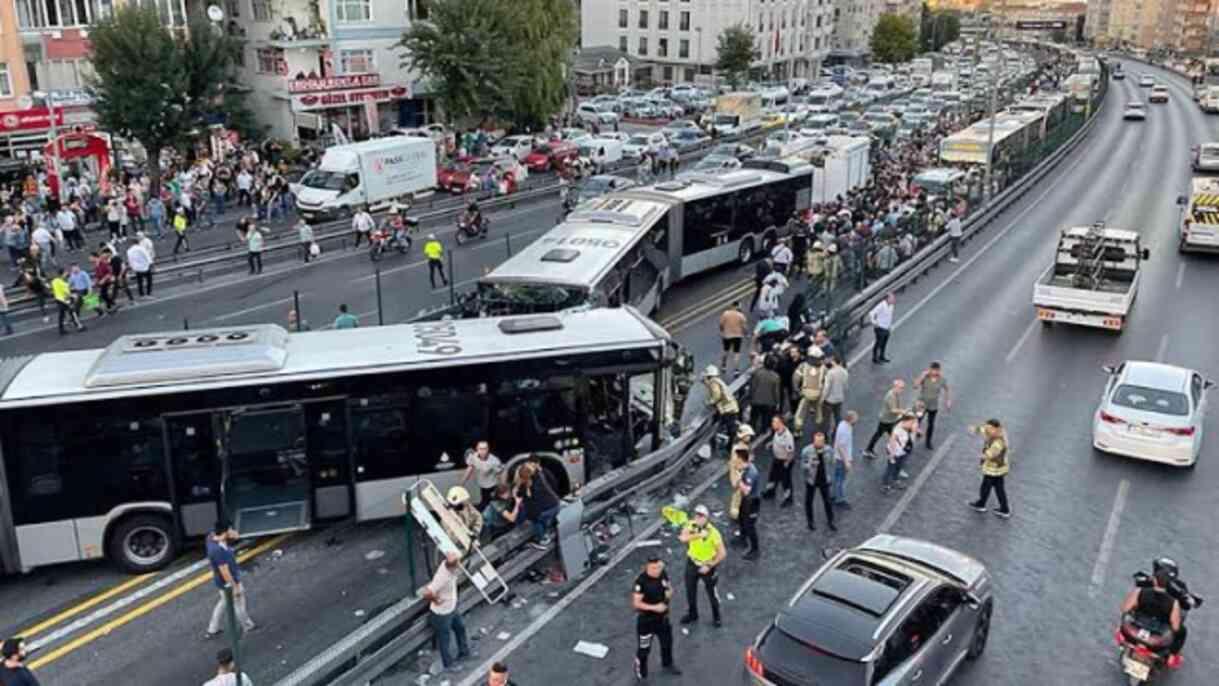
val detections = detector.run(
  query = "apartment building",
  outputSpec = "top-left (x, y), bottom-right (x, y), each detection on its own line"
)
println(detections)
top-left (831, 0), bottom-right (921, 57)
top-left (1085, 0), bottom-right (1113, 42)
top-left (230, 0), bottom-right (434, 142)
top-left (580, 0), bottom-right (836, 86)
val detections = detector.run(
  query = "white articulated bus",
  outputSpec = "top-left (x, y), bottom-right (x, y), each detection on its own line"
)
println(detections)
top-left (0, 310), bottom-right (674, 573)
top-left (473, 165), bottom-right (813, 316)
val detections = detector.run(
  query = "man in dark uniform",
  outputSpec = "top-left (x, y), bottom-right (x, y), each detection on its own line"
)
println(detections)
top-left (633, 555), bottom-right (682, 680)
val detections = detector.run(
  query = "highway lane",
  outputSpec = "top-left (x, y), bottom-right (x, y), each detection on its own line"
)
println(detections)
top-left (455, 67), bottom-right (1219, 686)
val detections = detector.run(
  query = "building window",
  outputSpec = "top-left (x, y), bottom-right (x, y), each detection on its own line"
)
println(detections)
top-left (680, 11), bottom-right (690, 31)
top-left (251, 0), bottom-right (271, 22)
top-left (0, 64), bottom-right (11, 98)
top-left (659, 10), bottom-right (669, 30)
top-left (340, 49), bottom-right (375, 73)
top-left (408, 0), bottom-right (430, 21)
top-left (619, 8), bottom-right (627, 28)
top-left (679, 39), bottom-right (689, 58)
top-left (619, 35), bottom-right (628, 52)
top-left (638, 36), bottom-right (648, 56)
top-left (658, 38), bottom-right (668, 57)
top-left (224, 0), bottom-right (240, 17)
top-left (335, 0), bottom-right (371, 23)
top-left (18, 0), bottom-right (104, 28)
top-left (684, 67), bottom-right (695, 82)
top-left (639, 9), bottom-right (648, 29)
top-left (256, 48), bottom-right (283, 74)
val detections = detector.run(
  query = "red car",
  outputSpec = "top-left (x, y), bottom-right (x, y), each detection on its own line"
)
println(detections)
top-left (524, 141), bottom-right (580, 173)
top-left (437, 158), bottom-right (477, 193)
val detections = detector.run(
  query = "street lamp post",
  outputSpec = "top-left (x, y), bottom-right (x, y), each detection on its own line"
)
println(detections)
top-left (30, 91), bottom-right (65, 206)
top-left (696, 26), bottom-right (704, 85)
top-left (981, 33), bottom-right (999, 203)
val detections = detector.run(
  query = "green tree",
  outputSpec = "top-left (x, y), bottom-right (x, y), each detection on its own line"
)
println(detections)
top-left (88, 6), bottom-right (246, 194)
top-left (920, 5), bottom-right (960, 53)
top-left (715, 23), bottom-right (758, 89)
top-left (871, 13), bottom-right (918, 64)
top-left (398, 0), bottom-right (512, 126)
top-left (398, 0), bottom-right (577, 129)
top-left (502, 0), bottom-right (578, 129)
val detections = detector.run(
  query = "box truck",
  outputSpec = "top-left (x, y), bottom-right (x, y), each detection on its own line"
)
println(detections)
top-left (711, 92), bottom-right (763, 137)
top-left (809, 135), bottom-right (871, 204)
top-left (294, 137), bottom-right (437, 222)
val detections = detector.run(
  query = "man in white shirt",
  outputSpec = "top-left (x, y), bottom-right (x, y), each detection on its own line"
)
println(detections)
top-left (31, 223), bottom-right (53, 259)
top-left (422, 552), bottom-right (471, 672)
top-left (770, 239), bottom-right (793, 275)
top-left (351, 207), bottom-right (375, 249)
top-left (762, 415), bottom-right (797, 506)
top-left (236, 170), bottom-right (253, 207)
top-left (127, 239), bottom-right (154, 297)
top-left (202, 647), bottom-right (253, 686)
top-left (461, 440), bottom-right (504, 507)
top-left (869, 293), bottom-right (896, 365)
top-left (757, 271), bottom-right (788, 320)
top-left (882, 413), bottom-right (918, 494)
top-left (946, 212), bottom-right (963, 263)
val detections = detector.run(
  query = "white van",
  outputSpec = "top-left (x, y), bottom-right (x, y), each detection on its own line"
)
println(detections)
top-left (579, 137), bottom-right (624, 170)
top-left (864, 77), bottom-right (895, 98)
top-left (294, 137), bottom-right (436, 222)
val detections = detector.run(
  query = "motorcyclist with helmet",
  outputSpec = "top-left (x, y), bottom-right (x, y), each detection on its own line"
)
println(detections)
top-left (1121, 558), bottom-right (1187, 659)
top-left (460, 201), bottom-right (487, 238)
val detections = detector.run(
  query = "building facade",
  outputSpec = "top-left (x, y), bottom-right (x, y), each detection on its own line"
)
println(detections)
top-left (580, 0), bottom-right (835, 86)
top-left (229, 0), bottom-right (434, 143)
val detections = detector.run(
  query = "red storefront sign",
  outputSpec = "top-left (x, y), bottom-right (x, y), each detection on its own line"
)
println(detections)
top-left (0, 107), bottom-right (67, 133)
top-left (291, 84), bottom-right (411, 112)
top-left (288, 73), bottom-right (381, 94)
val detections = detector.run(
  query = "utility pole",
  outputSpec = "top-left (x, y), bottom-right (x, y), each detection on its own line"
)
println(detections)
top-left (982, 30), bottom-right (999, 203)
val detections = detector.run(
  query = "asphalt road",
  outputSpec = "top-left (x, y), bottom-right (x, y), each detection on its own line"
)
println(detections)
top-left (9, 64), bottom-right (1218, 686)
top-left (433, 63), bottom-right (1219, 686)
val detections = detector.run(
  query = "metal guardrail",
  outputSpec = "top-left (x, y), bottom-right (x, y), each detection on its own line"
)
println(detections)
top-left (831, 61), bottom-right (1111, 345)
top-left (274, 373), bottom-right (743, 686)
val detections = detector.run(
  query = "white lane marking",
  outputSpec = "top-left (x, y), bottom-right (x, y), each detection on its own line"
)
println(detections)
top-left (1088, 479), bottom-right (1131, 599)
top-left (846, 142), bottom-right (1096, 369)
top-left (26, 557), bottom-right (210, 652)
top-left (454, 440), bottom-right (733, 686)
top-left (877, 434), bottom-right (960, 534)
top-left (212, 295), bottom-right (298, 321)
top-left (1155, 333), bottom-right (1169, 362)
top-left (1004, 319), bottom-right (1040, 364)
top-left (1176, 261), bottom-right (1186, 290)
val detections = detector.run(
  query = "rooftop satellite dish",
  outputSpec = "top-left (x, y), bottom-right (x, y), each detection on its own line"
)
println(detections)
top-left (207, 5), bottom-right (224, 22)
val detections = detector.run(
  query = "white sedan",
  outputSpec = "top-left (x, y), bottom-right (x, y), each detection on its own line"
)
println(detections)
top-left (1093, 361), bottom-right (1212, 467)
top-left (1123, 102), bottom-right (1147, 120)
top-left (490, 135), bottom-right (535, 161)
top-left (1138, 75), bottom-right (1155, 88)
top-left (1149, 85), bottom-right (1170, 103)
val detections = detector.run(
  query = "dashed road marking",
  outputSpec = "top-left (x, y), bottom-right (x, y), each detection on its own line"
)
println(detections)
top-left (1089, 479), bottom-right (1131, 599)
top-left (1004, 319), bottom-right (1040, 364)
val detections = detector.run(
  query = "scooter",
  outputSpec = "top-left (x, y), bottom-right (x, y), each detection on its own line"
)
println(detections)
top-left (454, 214), bottom-right (489, 245)
top-left (1114, 571), bottom-right (1203, 685)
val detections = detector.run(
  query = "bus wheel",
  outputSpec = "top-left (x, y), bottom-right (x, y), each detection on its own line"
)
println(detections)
top-left (109, 514), bottom-right (177, 574)
top-left (738, 240), bottom-right (755, 264)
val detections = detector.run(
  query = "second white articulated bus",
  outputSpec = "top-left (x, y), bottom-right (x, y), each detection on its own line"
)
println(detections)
top-left (472, 163), bottom-right (814, 316)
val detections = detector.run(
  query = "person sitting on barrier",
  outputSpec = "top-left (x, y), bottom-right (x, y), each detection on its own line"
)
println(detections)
top-left (482, 483), bottom-right (518, 539)
top-left (512, 462), bottom-right (561, 551)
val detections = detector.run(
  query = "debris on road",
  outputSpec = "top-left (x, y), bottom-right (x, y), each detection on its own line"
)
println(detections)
top-left (573, 641), bottom-right (609, 659)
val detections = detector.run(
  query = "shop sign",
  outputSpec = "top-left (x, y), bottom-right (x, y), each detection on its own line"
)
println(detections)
top-left (0, 107), bottom-right (68, 133)
top-left (291, 84), bottom-right (411, 112)
top-left (288, 74), bottom-right (381, 94)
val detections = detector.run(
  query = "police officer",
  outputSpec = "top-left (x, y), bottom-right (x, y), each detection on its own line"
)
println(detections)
top-left (424, 234), bottom-right (448, 288)
top-left (632, 555), bottom-right (683, 680)
top-left (678, 505), bottom-right (726, 627)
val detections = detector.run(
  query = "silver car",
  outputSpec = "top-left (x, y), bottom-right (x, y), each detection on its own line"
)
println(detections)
top-left (744, 535), bottom-right (993, 686)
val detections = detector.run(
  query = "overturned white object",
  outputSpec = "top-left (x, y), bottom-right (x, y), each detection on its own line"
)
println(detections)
top-left (573, 641), bottom-right (610, 659)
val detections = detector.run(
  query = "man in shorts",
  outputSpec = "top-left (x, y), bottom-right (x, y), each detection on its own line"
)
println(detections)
top-left (718, 301), bottom-right (748, 376)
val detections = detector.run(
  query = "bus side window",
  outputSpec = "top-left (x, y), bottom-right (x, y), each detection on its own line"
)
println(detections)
top-left (350, 396), bottom-right (413, 481)
top-left (6, 414), bottom-right (66, 523)
top-left (411, 383), bottom-right (489, 470)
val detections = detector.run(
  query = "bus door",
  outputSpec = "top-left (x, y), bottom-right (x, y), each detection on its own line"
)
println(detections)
top-left (219, 404), bottom-right (312, 537)
top-left (303, 399), bottom-right (353, 522)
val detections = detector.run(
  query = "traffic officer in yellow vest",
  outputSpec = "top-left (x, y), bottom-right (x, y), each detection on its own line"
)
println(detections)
top-left (703, 365), bottom-right (740, 452)
top-left (678, 504), bottom-right (726, 627)
top-left (793, 346), bottom-right (826, 435)
top-left (423, 234), bottom-right (448, 288)
top-left (967, 419), bottom-right (1012, 519)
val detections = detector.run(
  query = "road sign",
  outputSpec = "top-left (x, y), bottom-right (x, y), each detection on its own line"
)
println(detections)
top-left (1015, 20), bottom-right (1067, 31)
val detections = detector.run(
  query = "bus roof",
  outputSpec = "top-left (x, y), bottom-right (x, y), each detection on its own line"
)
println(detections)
top-left (623, 166), bottom-right (810, 204)
top-left (0, 308), bottom-right (669, 408)
top-left (479, 199), bottom-right (666, 288)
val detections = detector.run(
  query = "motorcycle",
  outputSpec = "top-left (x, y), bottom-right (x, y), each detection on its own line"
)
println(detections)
top-left (454, 213), bottom-right (489, 245)
top-left (1115, 571), bottom-right (1204, 685)
top-left (368, 215), bottom-right (418, 262)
